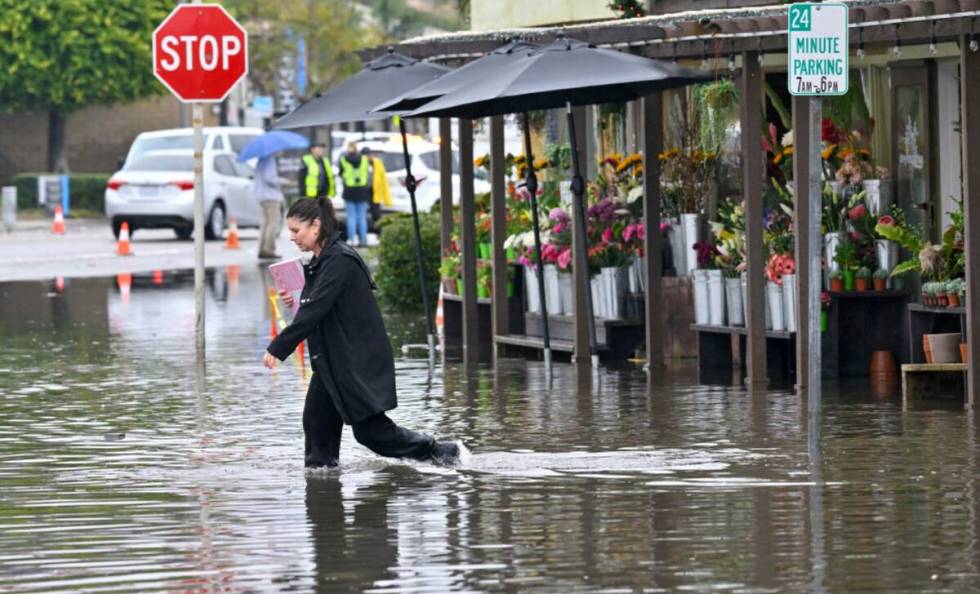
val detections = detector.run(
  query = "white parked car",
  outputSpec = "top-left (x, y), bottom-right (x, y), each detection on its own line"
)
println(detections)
top-left (122, 126), bottom-right (264, 168)
top-left (105, 149), bottom-right (261, 240)
top-left (333, 139), bottom-right (491, 218)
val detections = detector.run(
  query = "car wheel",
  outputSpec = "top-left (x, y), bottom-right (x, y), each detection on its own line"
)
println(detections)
top-left (205, 202), bottom-right (225, 241)
top-left (111, 222), bottom-right (121, 239)
top-left (174, 227), bottom-right (192, 240)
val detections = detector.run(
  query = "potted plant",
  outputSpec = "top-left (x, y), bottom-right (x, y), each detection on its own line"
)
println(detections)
top-left (829, 269), bottom-right (844, 292)
top-left (439, 253), bottom-right (460, 295)
top-left (701, 78), bottom-right (738, 109)
top-left (820, 291), bottom-right (831, 332)
top-left (946, 279), bottom-right (962, 307)
top-left (936, 282), bottom-right (949, 307)
top-left (872, 268), bottom-right (888, 291)
top-left (855, 267), bottom-right (871, 291)
top-left (834, 240), bottom-right (858, 291)
top-left (476, 260), bottom-right (492, 299)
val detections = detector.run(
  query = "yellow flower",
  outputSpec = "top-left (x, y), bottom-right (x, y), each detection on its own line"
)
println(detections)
top-left (533, 158), bottom-right (550, 169)
top-left (783, 146), bottom-right (794, 156)
top-left (773, 153), bottom-right (784, 165)
top-left (821, 144), bottom-right (837, 160)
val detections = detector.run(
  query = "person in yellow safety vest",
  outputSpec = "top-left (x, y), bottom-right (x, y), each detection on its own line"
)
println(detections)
top-left (338, 141), bottom-right (371, 247)
top-left (361, 146), bottom-right (391, 226)
top-left (298, 142), bottom-right (335, 200)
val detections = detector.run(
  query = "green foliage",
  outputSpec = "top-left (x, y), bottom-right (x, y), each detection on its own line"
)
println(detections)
top-left (224, 0), bottom-right (381, 99)
top-left (9, 173), bottom-right (109, 212)
top-left (856, 266), bottom-right (871, 279)
top-left (377, 212), bottom-right (441, 313)
top-left (873, 268), bottom-right (889, 280)
top-left (0, 0), bottom-right (171, 113)
top-left (875, 221), bottom-right (924, 254)
top-left (693, 80), bottom-right (739, 153)
top-left (834, 239), bottom-right (858, 271)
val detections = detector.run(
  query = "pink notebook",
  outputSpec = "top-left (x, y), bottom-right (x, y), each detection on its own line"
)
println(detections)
top-left (268, 258), bottom-right (305, 313)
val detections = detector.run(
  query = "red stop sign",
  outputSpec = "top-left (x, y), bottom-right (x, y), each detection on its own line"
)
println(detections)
top-left (152, 4), bottom-right (248, 102)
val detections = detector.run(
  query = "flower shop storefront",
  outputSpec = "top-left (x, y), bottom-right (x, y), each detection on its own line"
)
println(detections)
top-left (370, 0), bottom-right (980, 408)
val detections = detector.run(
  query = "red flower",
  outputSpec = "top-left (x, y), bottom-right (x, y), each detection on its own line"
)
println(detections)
top-left (848, 204), bottom-right (867, 222)
top-left (821, 291), bottom-right (831, 307)
top-left (851, 231), bottom-right (862, 242)
top-left (601, 227), bottom-right (613, 243)
top-left (877, 215), bottom-right (895, 227)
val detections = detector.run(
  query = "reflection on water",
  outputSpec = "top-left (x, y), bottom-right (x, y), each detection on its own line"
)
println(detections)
top-left (1, 266), bottom-right (978, 592)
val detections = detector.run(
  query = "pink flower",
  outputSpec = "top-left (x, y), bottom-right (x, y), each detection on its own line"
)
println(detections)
top-left (601, 227), bottom-right (613, 243)
top-left (848, 204), bottom-right (867, 222)
top-left (636, 222), bottom-right (645, 241)
top-left (659, 220), bottom-right (671, 233)
top-left (623, 224), bottom-right (635, 242)
top-left (541, 243), bottom-right (559, 263)
top-left (552, 222), bottom-right (566, 235)
top-left (549, 207), bottom-right (569, 222)
top-left (557, 247), bottom-right (572, 270)
top-left (877, 215), bottom-right (895, 227)
top-left (851, 231), bottom-right (862, 242)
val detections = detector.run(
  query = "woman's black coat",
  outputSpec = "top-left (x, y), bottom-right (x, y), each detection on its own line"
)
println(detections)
top-left (267, 231), bottom-right (396, 424)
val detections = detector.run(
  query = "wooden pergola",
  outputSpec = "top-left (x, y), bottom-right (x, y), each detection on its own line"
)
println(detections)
top-left (363, 0), bottom-right (980, 408)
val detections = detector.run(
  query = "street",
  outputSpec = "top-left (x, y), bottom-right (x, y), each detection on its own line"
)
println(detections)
top-left (0, 216), bottom-right (295, 282)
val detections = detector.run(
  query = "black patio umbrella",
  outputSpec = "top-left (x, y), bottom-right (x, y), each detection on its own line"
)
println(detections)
top-left (375, 39), bottom-right (539, 113)
top-left (274, 49), bottom-right (451, 356)
top-left (407, 36), bottom-right (710, 367)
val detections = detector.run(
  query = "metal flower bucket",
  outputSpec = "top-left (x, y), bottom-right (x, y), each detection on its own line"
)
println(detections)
top-left (524, 266), bottom-right (540, 313)
top-left (767, 281), bottom-right (785, 332)
top-left (707, 269), bottom-right (726, 326)
top-left (544, 264), bottom-right (561, 316)
top-left (558, 272), bottom-right (574, 315)
top-left (693, 269), bottom-right (710, 325)
top-left (782, 274), bottom-right (797, 333)
top-left (726, 277), bottom-right (744, 326)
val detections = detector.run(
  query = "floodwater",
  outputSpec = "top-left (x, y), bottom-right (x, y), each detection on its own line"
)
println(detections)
top-left (1, 266), bottom-right (978, 593)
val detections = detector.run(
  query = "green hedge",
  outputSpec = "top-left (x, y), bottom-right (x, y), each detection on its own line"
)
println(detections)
top-left (376, 212), bottom-right (441, 313)
top-left (6, 173), bottom-right (110, 212)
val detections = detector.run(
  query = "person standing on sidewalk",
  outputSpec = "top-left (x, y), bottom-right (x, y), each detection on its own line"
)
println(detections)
top-left (363, 146), bottom-right (391, 229)
top-left (254, 155), bottom-right (284, 260)
top-left (298, 142), bottom-right (335, 200)
top-left (338, 142), bottom-right (371, 247)
top-left (263, 197), bottom-right (462, 469)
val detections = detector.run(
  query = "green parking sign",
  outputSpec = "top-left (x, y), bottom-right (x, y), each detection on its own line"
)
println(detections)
top-left (788, 3), bottom-right (848, 96)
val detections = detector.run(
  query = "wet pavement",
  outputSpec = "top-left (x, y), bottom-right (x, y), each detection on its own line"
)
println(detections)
top-left (1, 266), bottom-right (979, 593)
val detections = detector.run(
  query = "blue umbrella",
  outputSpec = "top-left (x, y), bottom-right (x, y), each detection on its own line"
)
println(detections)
top-left (237, 130), bottom-right (309, 162)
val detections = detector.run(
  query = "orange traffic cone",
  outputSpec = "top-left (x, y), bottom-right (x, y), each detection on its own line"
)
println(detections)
top-left (51, 206), bottom-right (65, 235)
top-left (152, 270), bottom-right (164, 285)
top-left (116, 222), bottom-right (133, 256)
top-left (224, 218), bottom-right (240, 249)
top-left (435, 286), bottom-right (445, 347)
top-left (116, 272), bottom-right (132, 305)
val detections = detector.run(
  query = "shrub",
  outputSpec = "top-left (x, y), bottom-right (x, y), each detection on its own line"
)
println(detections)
top-left (8, 173), bottom-right (110, 213)
top-left (377, 212), bottom-right (441, 313)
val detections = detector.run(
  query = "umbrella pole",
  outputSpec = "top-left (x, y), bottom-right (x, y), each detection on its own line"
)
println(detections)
top-left (399, 118), bottom-right (436, 358)
top-left (522, 112), bottom-right (551, 369)
top-left (564, 102), bottom-right (598, 368)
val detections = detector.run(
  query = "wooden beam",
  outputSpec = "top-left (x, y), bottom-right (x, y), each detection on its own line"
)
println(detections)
top-left (572, 105), bottom-right (591, 363)
top-left (642, 92), bottom-right (664, 370)
top-left (439, 117), bottom-right (453, 255)
top-left (792, 95), bottom-right (811, 391)
top-left (741, 52), bottom-right (767, 391)
top-left (489, 115), bottom-right (509, 359)
top-left (961, 35), bottom-right (980, 409)
top-left (458, 118), bottom-right (479, 360)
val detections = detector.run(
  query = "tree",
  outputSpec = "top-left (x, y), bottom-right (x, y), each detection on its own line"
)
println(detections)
top-left (0, 0), bottom-right (171, 172)
top-left (224, 0), bottom-right (383, 108)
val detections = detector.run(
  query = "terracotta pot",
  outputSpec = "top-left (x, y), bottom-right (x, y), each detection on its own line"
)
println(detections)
top-left (869, 350), bottom-right (897, 380)
top-left (855, 278), bottom-right (869, 292)
top-left (938, 295), bottom-right (948, 307)
top-left (873, 278), bottom-right (887, 291)
top-left (830, 278), bottom-right (844, 292)
top-left (961, 343), bottom-right (969, 363)
top-left (923, 336), bottom-right (933, 363)
top-left (948, 293), bottom-right (960, 307)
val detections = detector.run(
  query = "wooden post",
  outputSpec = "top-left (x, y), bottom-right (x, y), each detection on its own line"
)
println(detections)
top-left (792, 95), bottom-right (811, 391)
top-left (458, 118), bottom-right (478, 359)
top-left (489, 116), bottom-right (509, 358)
top-left (642, 92), bottom-right (664, 370)
top-left (439, 117), bottom-right (454, 255)
top-left (741, 52), bottom-right (767, 391)
top-left (572, 105), bottom-right (591, 363)
top-left (961, 36), bottom-right (980, 409)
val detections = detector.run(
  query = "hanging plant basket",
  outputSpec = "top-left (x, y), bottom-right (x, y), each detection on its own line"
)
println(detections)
top-left (702, 79), bottom-right (738, 109)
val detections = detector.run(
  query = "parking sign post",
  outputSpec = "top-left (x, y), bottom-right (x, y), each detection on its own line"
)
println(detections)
top-left (152, 2), bottom-right (248, 354)
top-left (788, 3), bottom-right (847, 409)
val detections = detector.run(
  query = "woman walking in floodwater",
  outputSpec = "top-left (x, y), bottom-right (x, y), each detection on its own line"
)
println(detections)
top-left (263, 198), bottom-right (461, 468)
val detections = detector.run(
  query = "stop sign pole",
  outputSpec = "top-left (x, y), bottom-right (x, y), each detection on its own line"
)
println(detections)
top-left (153, 2), bottom-right (248, 354)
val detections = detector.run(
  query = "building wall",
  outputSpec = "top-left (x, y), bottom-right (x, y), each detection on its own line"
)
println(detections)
top-left (470, 0), bottom-right (614, 31)
top-left (0, 94), bottom-right (219, 178)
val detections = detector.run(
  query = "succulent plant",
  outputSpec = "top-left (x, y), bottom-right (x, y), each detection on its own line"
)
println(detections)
top-left (829, 269), bottom-right (843, 280)
top-left (856, 266), bottom-right (871, 279)
top-left (873, 268), bottom-right (889, 280)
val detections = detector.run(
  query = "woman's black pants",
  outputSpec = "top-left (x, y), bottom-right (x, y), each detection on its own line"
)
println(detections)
top-left (303, 373), bottom-right (435, 467)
